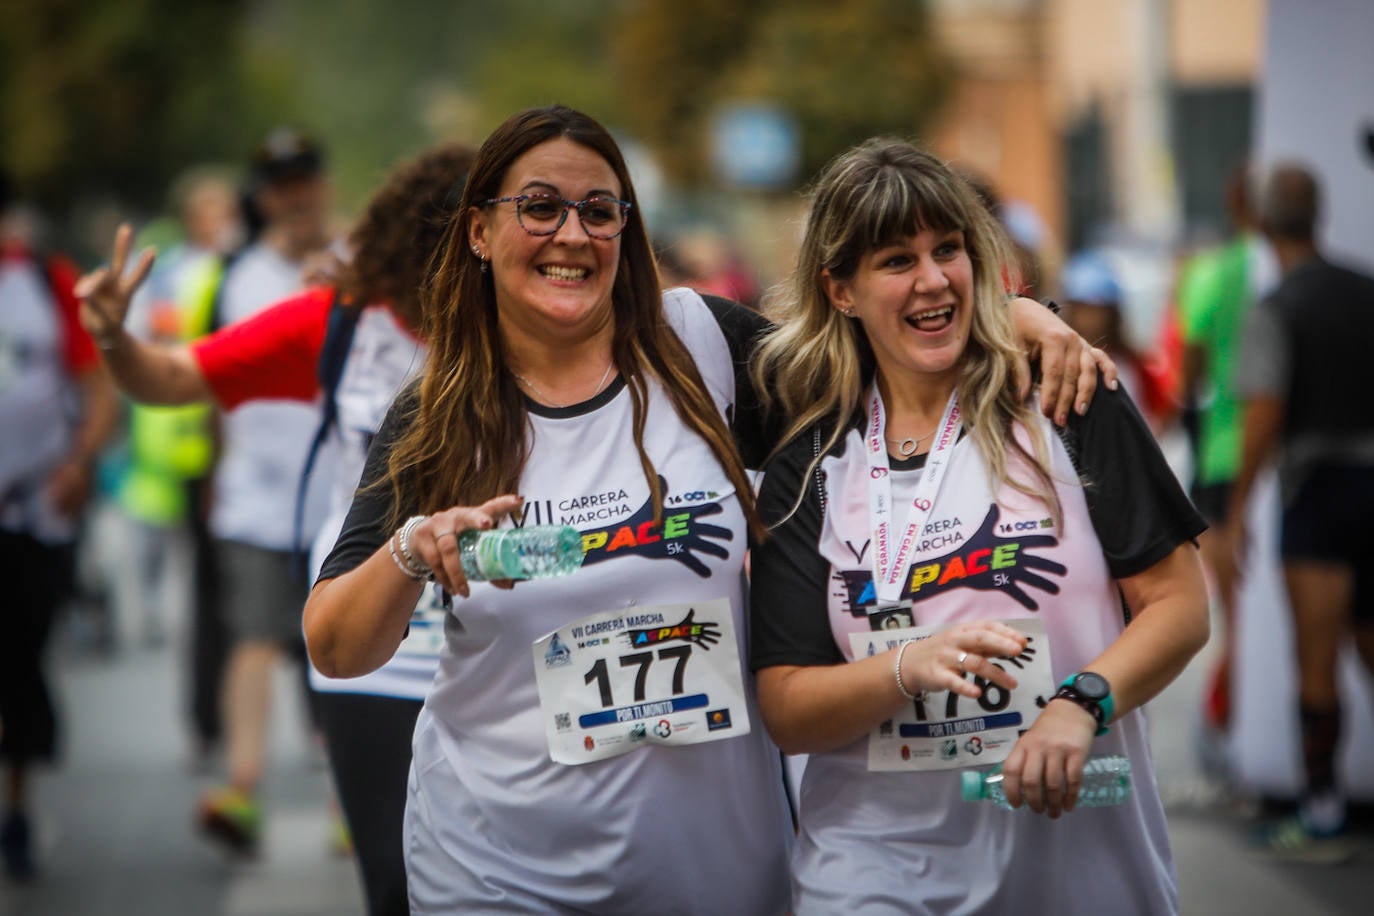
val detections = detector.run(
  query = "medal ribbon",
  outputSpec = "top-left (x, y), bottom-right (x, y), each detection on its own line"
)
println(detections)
top-left (863, 384), bottom-right (962, 606)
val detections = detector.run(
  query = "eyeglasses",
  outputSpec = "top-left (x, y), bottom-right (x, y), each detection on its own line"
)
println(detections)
top-left (483, 193), bottom-right (632, 240)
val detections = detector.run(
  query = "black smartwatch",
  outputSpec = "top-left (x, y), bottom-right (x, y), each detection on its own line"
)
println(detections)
top-left (1052, 672), bottom-right (1113, 736)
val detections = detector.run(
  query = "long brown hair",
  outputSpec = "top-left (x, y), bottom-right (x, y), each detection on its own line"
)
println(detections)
top-left (753, 138), bottom-right (1060, 524)
top-left (385, 106), bottom-right (761, 537)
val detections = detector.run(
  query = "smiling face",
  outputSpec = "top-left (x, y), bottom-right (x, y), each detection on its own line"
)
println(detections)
top-left (468, 136), bottom-right (623, 339)
top-left (823, 227), bottom-right (975, 387)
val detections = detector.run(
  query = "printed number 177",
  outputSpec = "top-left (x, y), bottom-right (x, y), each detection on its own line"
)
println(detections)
top-left (584, 646), bottom-right (692, 708)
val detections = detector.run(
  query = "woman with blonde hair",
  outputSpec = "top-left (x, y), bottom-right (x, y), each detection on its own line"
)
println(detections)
top-left (749, 138), bottom-right (1209, 914)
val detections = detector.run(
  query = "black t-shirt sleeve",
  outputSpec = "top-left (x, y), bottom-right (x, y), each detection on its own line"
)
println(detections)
top-left (750, 427), bottom-right (846, 671)
top-left (699, 294), bottom-right (781, 470)
top-left (316, 386), bottom-right (420, 584)
top-left (1060, 376), bottom-right (1207, 579)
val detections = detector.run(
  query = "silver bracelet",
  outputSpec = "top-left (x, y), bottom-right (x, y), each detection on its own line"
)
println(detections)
top-left (894, 639), bottom-right (923, 702)
top-left (396, 515), bottom-right (433, 580)
top-left (387, 533), bottom-right (427, 581)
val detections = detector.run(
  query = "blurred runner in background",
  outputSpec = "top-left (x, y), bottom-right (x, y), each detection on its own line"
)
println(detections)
top-left (1177, 164), bottom-right (1274, 740)
top-left (77, 143), bottom-right (474, 915)
top-left (1, 169), bottom-right (118, 881)
top-left (1229, 163), bottom-right (1374, 863)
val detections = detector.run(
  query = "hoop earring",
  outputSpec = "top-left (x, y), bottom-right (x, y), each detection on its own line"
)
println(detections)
top-left (471, 245), bottom-right (489, 273)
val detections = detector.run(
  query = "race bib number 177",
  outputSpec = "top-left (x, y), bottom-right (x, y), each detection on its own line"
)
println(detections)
top-left (533, 598), bottom-right (751, 765)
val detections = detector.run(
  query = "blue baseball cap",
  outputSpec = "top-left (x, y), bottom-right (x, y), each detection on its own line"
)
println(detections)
top-left (1060, 251), bottom-right (1122, 305)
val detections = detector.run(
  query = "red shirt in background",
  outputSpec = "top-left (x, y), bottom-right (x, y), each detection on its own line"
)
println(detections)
top-left (190, 286), bottom-right (332, 409)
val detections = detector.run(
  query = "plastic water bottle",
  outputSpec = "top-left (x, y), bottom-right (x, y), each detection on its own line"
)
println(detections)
top-left (457, 525), bottom-right (584, 581)
top-left (960, 754), bottom-right (1132, 809)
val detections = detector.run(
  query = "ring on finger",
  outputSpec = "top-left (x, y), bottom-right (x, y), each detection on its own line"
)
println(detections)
top-left (436, 530), bottom-right (460, 541)
top-left (957, 651), bottom-right (969, 673)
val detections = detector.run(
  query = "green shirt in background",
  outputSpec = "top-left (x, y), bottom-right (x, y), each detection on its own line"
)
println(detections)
top-left (1178, 235), bottom-right (1260, 487)
top-left (117, 250), bottom-right (222, 526)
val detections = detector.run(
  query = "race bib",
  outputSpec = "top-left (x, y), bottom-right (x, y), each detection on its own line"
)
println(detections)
top-left (849, 618), bottom-right (1052, 772)
top-left (394, 584), bottom-right (448, 660)
top-left (532, 598), bottom-right (751, 765)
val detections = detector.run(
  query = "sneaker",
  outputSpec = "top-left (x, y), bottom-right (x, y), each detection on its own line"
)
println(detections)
top-left (1, 811), bottom-right (35, 880)
top-left (197, 787), bottom-right (261, 857)
top-left (1249, 816), bottom-right (1354, 865)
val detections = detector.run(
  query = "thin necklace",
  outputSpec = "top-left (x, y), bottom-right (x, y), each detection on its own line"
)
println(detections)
top-left (512, 362), bottom-right (615, 409)
top-left (884, 429), bottom-right (937, 457)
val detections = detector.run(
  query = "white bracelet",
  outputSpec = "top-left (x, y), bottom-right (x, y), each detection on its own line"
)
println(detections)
top-left (387, 533), bottom-right (427, 581)
top-left (894, 639), bottom-right (922, 702)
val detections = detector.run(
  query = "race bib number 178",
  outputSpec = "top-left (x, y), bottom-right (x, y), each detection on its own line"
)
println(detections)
top-left (849, 618), bottom-right (1051, 772)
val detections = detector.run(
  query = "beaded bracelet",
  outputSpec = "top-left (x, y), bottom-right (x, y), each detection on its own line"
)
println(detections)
top-left (387, 533), bottom-right (428, 581)
top-left (894, 639), bottom-right (924, 702)
top-left (394, 515), bottom-right (433, 580)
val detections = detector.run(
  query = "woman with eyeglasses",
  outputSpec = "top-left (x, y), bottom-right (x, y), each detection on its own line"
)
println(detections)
top-left (748, 139), bottom-right (1209, 914)
top-left (302, 106), bottom-right (1115, 913)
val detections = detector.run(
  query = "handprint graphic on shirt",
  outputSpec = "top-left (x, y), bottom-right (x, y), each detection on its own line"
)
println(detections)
top-left (843, 504), bottom-right (1067, 615)
top-left (580, 477), bottom-right (733, 577)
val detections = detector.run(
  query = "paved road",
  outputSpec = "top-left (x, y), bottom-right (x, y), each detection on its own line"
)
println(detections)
top-left (1, 631), bottom-right (363, 916)
top-left (2, 607), bottom-right (1369, 914)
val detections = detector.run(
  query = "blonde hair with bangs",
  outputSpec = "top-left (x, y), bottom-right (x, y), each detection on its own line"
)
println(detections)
top-left (753, 138), bottom-right (1061, 524)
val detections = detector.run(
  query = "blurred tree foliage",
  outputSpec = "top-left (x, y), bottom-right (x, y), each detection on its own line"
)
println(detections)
top-left (614, 0), bottom-right (953, 185)
top-left (1, 0), bottom-right (951, 229)
top-left (0, 0), bottom-right (296, 216)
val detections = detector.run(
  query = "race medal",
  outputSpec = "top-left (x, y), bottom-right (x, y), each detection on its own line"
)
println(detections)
top-left (394, 585), bottom-right (448, 660)
top-left (532, 598), bottom-right (751, 765)
top-left (849, 618), bottom-right (1052, 772)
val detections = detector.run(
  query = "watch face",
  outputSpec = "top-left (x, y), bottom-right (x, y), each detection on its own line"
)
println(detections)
top-left (1073, 672), bottom-right (1110, 701)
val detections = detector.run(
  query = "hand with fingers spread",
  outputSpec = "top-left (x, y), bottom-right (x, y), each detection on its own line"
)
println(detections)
top-left (997, 698), bottom-right (1098, 818)
top-left (896, 621), bottom-right (1028, 700)
top-left (401, 495), bottom-right (526, 599)
top-left (1009, 296), bottom-right (1119, 426)
top-left (74, 223), bottom-right (157, 351)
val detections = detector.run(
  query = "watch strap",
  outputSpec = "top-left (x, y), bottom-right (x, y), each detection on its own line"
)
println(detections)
top-left (1055, 674), bottom-right (1112, 736)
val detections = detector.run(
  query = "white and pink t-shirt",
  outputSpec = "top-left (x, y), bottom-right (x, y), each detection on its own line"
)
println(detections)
top-left (751, 383), bottom-right (1205, 916)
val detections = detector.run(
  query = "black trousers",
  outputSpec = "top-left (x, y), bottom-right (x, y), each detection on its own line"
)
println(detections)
top-left (0, 530), bottom-right (71, 767)
top-left (316, 690), bottom-right (422, 916)
top-left (185, 477), bottom-right (228, 747)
